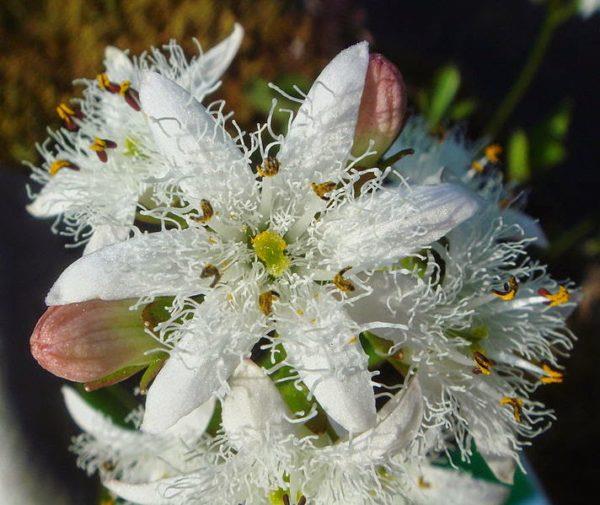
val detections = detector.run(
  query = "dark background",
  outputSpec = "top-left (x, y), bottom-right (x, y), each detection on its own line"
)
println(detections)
top-left (0, 1), bottom-right (598, 503)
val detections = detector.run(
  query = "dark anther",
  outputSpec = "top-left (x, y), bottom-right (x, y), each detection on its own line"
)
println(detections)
top-left (200, 264), bottom-right (221, 288)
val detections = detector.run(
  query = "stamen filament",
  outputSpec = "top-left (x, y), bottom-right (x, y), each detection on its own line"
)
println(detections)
top-left (285, 194), bottom-right (326, 243)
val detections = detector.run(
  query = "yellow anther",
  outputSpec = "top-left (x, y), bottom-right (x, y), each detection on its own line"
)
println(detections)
top-left (97, 73), bottom-right (112, 90)
top-left (418, 476), bottom-right (431, 489)
top-left (257, 157), bottom-right (280, 177)
top-left (311, 181), bottom-right (337, 200)
top-left (295, 308), bottom-right (304, 316)
top-left (97, 73), bottom-right (122, 93)
top-left (473, 351), bottom-right (494, 376)
top-left (200, 264), bottom-right (221, 288)
top-left (56, 102), bottom-right (81, 131)
top-left (259, 290), bottom-right (280, 316)
top-left (538, 286), bottom-right (570, 307)
top-left (252, 230), bottom-right (290, 277)
top-left (333, 266), bottom-right (355, 292)
top-left (192, 199), bottom-right (214, 224)
top-left (471, 160), bottom-right (485, 173)
top-left (49, 159), bottom-right (75, 176)
top-left (492, 276), bottom-right (519, 301)
top-left (90, 137), bottom-right (107, 152)
top-left (119, 80), bottom-right (131, 96)
top-left (485, 144), bottom-right (503, 164)
top-left (347, 335), bottom-right (358, 345)
top-left (89, 137), bottom-right (117, 162)
top-left (500, 396), bottom-right (524, 423)
top-left (56, 102), bottom-right (75, 119)
top-left (540, 364), bottom-right (564, 384)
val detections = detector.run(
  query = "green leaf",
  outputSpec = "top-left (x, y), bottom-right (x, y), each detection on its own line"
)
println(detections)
top-left (449, 98), bottom-right (478, 120)
top-left (529, 100), bottom-right (572, 170)
top-left (426, 65), bottom-right (461, 128)
top-left (546, 100), bottom-right (571, 138)
top-left (507, 129), bottom-right (531, 183)
top-left (534, 140), bottom-right (566, 168)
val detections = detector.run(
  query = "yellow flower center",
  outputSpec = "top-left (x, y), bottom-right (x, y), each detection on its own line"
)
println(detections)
top-left (252, 230), bottom-right (290, 277)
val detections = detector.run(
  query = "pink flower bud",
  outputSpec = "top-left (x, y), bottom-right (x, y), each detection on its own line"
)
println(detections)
top-left (353, 53), bottom-right (407, 166)
top-left (30, 299), bottom-right (161, 387)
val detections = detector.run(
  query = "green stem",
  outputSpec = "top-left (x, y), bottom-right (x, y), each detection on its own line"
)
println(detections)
top-left (485, 0), bottom-right (577, 138)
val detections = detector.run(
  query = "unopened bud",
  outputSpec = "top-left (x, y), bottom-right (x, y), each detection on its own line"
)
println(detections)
top-left (30, 299), bottom-right (162, 387)
top-left (353, 53), bottom-right (407, 166)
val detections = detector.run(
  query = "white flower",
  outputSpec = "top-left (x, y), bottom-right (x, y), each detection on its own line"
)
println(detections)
top-left (66, 360), bottom-right (507, 505)
top-left (380, 119), bottom-right (577, 477)
top-left (62, 387), bottom-right (216, 483)
top-left (45, 42), bottom-right (480, 437)
top-left (387, 116), bottom-right (548, 247)
top-left (27, 24), bottom-right (243, 254)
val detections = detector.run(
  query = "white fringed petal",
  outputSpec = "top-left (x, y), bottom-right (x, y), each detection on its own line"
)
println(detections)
top-left (104, 46), bottom-right (135, 83)
top-left (277, 287), bottom-right (376, 434)
top-left (104, 478), bottom-right (180, 505)
top-left (45, 228), bottom-right (215, 305)
top-left (502, 207), bottom-right (549, 248)
top-left (181, 23), bottom-right (244, 100)
top-left (141, 332), bottom-right (240, 434)
top-left (166, 398), bottom-right (216, 438)
top-left (27, 171), bottom-right (82, 218)
top-left (142, 295), bottom-right (260, 434)
top-left (62, 386), bottom-right (128, 440)
top-left (83, 223), bottom-right (133, 255)
top-left (277, 42), bottom-right (369, 185)
top-left (318, 183), bottom-right (480, 272)
top-left (222, 360), bottom-right (295, 448)
top-left (479, 452), bottom-right (517, 485)
top-left (139, 71), bottom-right (254, 203)
top-left (414, 466), bottom-right (509, 505)
top-left (347, 376), bottom-right (423, 461)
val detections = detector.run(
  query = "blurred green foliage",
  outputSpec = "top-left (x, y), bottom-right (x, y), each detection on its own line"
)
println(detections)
top-left (507, 101), bottom-right (572, 183)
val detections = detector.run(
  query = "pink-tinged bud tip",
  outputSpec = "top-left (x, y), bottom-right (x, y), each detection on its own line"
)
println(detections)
top-left (30, 299), bottom-right (160, 385)
top-left (353, 53), bottom-right (407, 166)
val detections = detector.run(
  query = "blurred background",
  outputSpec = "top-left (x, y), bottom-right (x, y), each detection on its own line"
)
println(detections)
top-left (0, 0), bottom-right (597, 503)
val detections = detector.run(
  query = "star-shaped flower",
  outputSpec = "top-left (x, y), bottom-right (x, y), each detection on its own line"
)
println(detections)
top-left (27, 24), bottom-right (243, 254)
top-left (44, 42), bottom-right (479, 436)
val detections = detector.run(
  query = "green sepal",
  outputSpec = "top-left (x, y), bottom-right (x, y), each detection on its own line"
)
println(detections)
top-left (84, 365), bottom-right (147, 392)
top-left (141, 296), bottom-right (174, 329)
top-left (360, 331), bottom-right (408, 376)
top-left (138, 354), bottom-right (168, 393)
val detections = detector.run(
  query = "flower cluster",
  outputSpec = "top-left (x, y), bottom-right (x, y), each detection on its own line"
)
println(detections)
top-left (28, 26), bottom-right (578, 505)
